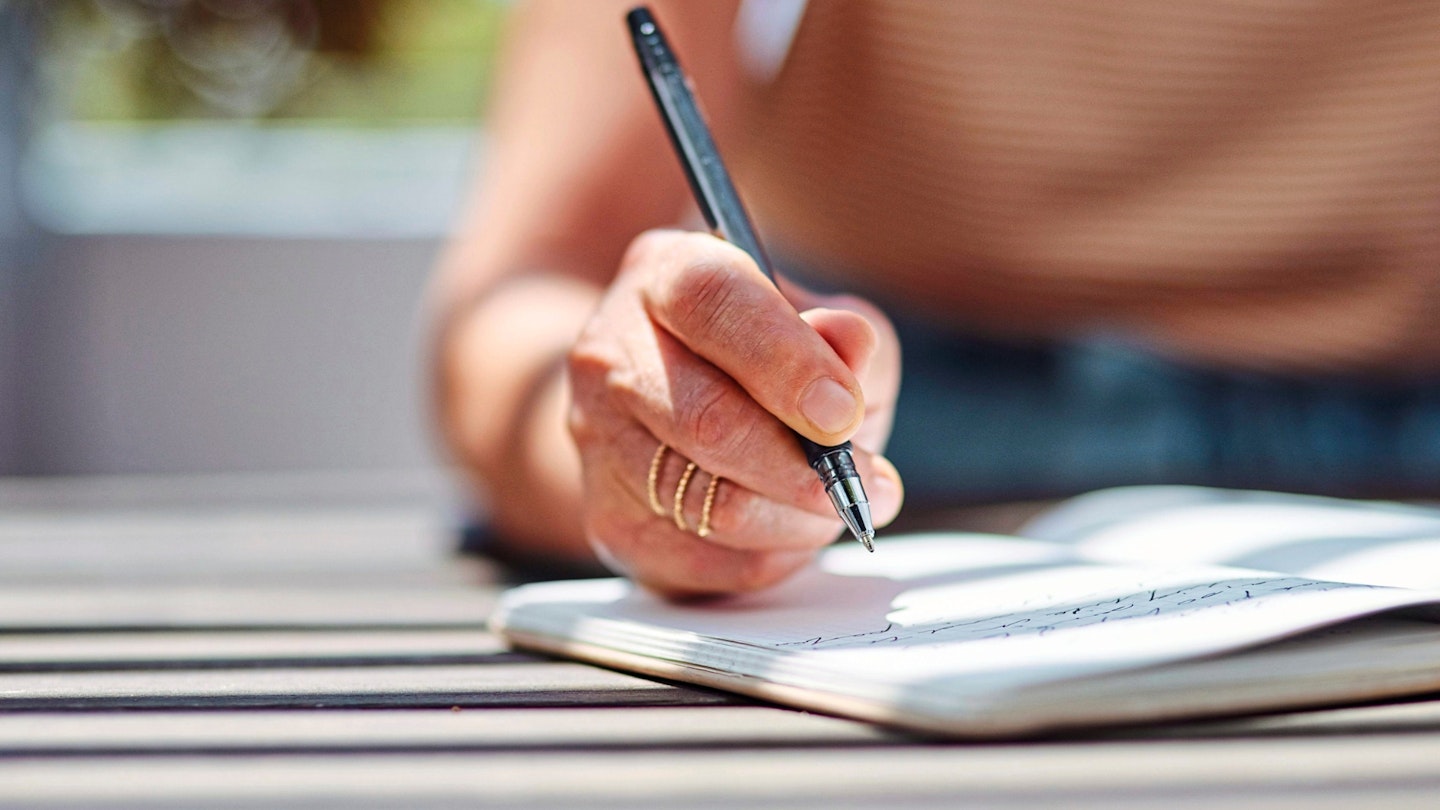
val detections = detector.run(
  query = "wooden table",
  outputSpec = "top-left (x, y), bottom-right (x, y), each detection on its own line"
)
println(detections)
top-left (3, 473), bottom-right (1440, 808)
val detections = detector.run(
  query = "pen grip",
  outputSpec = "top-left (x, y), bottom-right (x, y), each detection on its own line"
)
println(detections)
top-left (801, 437), bottom-right (857, 484)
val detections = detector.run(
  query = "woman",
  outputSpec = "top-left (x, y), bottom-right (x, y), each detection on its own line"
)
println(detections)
top-left (431, 0), bottom-right (1440, 596)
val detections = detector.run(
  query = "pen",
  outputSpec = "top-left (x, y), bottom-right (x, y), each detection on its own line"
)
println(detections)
top-left (625, 6), bottom-right (875, 551)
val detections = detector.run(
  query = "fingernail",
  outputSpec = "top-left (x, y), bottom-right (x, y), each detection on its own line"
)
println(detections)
top-left (800, 378), bottom-right (859, 436)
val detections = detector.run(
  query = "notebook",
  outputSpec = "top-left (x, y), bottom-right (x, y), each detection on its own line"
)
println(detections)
top-left (490, 487), bottom-right (1440, 737)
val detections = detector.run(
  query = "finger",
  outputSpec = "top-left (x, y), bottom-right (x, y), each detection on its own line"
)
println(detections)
top-left (631, 231), bottom-right (866, 446)
top-left (590, 512), bottom-right (817, 599)
top-left (800, 298), bottom-right (902, 450)
top-left (606, 420), bottom-right (855, 552)
top-left (580, 427), bottom-right (834, 597)
top-left (566, 253), bottom-right (841, 520)
top-left (800, 306), bottom-right (879, 388)
top-left (686, 454), bottom-right (907, 546)
top-left (776, 278), bottom-right (895, 387)
top-left (587, 442), bottom-right (906, 598)
top-left (613, 321), bottom-right (906, 527)
top-left (596, 447), bottom-right (904, 598)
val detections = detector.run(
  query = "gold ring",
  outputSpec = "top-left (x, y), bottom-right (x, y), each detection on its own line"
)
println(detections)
top-left (646, 443), bottom-right (669, 516)
top-left (648, 442), bottom-right (721, 537)
top-left (672, 461), bottom-right (698, 531)
top-left (697, 474), bottom-right (722, 538)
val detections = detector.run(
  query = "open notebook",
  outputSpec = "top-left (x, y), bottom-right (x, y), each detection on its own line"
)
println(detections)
top-left (491, 487), bottom-right (1440, 737)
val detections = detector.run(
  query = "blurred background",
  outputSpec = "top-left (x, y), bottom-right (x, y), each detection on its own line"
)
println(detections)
top-left (0, 0), bottom-right (509, 481)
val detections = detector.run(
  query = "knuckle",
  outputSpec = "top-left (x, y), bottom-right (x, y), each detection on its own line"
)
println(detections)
top-left (564, 334), bottom-right (645, 447)
top-left (564, 352), bottom-right (606, 439)
top-left (565, 339), bottom-right (604, 388)
top-left (675, 380), bottom-right (754, 458)
top-left (566, 313), bottom-right (618, 385)
top-left (665, 259), bottom-right (745, 344)
top-left (674, 383), bottom-right (723, 448)
top-left (622, 229), bottom-right (703, 288)
top-left (625, 230), bottom-right (664, 259)
top-left (620, 229), bottom-right (675, 273)
top-left (565, 399), bottom-right (595, 446)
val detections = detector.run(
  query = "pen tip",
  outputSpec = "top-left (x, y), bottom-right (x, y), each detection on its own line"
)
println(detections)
top-left (834, 498), bottom-right (875, 553)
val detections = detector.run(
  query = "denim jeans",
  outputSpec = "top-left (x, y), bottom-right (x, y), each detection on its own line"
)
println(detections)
top-left (886, 316), bottom-right (1440, 507)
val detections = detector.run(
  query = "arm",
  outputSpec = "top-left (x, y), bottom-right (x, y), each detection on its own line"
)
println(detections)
top-left (432, 0), bottom-right (733, 560)
top-left (430, 0), bottom-right (904, 595)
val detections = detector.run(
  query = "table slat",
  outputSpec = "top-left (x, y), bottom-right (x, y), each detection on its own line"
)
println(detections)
top-left (0, 585), bottom-right (495, 630)
top-left (0, 663), bottom-right (733, 710)
top-left (0, 706), bottom-right (890, 754)
top-left (3, 740), bottom-right (1440, 809)
top-left (0, 629), bottom-right (517, 670)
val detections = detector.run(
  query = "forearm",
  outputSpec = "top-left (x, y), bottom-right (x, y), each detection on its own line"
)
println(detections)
top-left (436, 272), bottom-right (600, 560)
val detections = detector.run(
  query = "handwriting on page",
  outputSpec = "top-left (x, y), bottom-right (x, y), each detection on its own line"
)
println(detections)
top-left (773, 577), bottom-right (1365, 649)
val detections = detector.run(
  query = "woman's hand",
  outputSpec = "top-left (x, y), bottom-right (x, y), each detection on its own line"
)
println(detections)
top-left (567, 229), bottom-right (905, 597)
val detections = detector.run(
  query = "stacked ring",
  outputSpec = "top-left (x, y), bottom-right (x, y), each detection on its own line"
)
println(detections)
top-left (646, 442), bottom-right (723, 537)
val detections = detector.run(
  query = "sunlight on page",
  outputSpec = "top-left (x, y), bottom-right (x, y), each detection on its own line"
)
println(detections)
top-left (1024, 488), bottom-right (1440, 589)
top-left (1299, 542), bottom-right (1440, 590)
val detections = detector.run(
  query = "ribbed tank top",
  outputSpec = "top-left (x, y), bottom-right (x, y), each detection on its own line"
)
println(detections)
top-left (728, 0), bottom-right (1440, 375)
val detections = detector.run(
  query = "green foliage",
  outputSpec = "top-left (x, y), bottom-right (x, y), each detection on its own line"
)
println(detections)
top-left (35, 0), bottom-right (509, 123)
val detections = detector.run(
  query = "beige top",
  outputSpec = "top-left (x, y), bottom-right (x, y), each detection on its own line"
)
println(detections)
top-left (729, 1), bottom-right (1440, 375)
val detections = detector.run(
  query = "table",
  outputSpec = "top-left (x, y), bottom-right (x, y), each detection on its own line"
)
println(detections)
top-left (3, 473), bottom-right (1440, 808)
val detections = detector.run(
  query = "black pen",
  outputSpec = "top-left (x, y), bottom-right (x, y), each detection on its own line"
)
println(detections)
top-left (625, 6), bottom-right (875, 551)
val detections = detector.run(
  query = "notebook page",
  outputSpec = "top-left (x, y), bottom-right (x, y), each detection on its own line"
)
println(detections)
top-left (496, 535), bottom-right (1440, 707)
top-left (1022, 487), bottom-right (1440, 589)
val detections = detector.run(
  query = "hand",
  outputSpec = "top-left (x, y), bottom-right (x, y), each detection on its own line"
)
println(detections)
top-left (567, 229), bottom-right (904, 597)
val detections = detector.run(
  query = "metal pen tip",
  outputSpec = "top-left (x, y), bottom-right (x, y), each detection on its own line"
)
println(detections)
top-left (815, 448), bottom-right (875, 553)
top-left (835, 497), bottom-right (875, 553)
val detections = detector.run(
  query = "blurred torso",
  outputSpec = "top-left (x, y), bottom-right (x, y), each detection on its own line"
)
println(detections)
top-left (730, 0), bottom-right (1440, 375)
